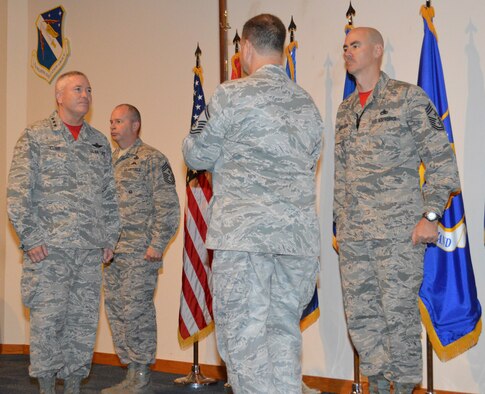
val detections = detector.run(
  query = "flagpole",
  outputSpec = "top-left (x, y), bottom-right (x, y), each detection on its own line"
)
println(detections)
top-left (423, 3), bottom-right (435, 391)
top-left (351, 346), bottom-right (362, 394)
top-left (174, 340), bottom-right (217, 387)
top-left (219, 2), bottom-right (232, 389)
top-left (426, 334), bottom-right (434, 394)
top-left (342, 4), bottom-right (362, 394)
top-left (219, 0), bottom-right (230, 82)
top-left (174, 44), bottom-right (216, 389)
top-left (233, 30), bottom-right (240, 53)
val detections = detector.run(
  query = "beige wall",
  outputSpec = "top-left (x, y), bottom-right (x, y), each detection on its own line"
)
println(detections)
top-left (4, 0), bottom-right (29, 345)
top-left (0, 0), bottom-right (7, 343)
top-left (2, 1), bottom-right (485, 393)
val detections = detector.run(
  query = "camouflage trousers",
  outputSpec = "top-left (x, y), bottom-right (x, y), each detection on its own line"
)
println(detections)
top-left (21, 247), bottom-right (103, 379)
top-left (212, 250), bottom-right (319, 394)
top-left (103, 253), bottom-right (160, 365)
top-left (338, 238), bottom-right (426, 384)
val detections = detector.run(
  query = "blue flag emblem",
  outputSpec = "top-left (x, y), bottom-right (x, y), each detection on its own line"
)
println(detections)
top-left (31, 6), bottom-right (70, 83)
top-left (417, 4), bottom-right (481, 361)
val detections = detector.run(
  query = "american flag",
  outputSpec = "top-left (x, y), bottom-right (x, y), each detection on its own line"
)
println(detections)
top-left (178, 66), bottom-right (214, 348)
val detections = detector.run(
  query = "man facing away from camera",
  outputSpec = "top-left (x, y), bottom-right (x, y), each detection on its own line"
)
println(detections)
top-left (183, 13), bottom-right (323, 394)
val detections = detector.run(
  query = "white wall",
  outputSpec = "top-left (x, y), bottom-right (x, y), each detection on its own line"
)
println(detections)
top-left (2, 1), bottom-right (484, 393)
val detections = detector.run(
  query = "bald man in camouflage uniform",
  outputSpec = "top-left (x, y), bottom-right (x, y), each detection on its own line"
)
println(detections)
top-left (102, 104), bottom-right (180, 394)
top-left (7, 71), bottom-right (120, 394)
top-left (334, 28), bottom-right (460, 393)
top-left (183, 14), bottom-right (322, 394)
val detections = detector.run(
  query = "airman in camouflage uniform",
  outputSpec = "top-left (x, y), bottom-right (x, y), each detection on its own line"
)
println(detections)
top-left (183, 14), bottom-right (323, 394)
top-left (334, 28), bottom-right (460, 393)
top-left (102, 104), bottom-right (180, 394)
top-left (7, 71), bottom-right (120, 394)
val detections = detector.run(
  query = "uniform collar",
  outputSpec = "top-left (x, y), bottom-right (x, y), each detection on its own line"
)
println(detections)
top-left (348, 71), bottom-right (390, 114)
top-left (253, 64), bottom-right (286, 77)
top-left (114, 137), bottom-right (143, 161)
top-left (49, 110), bottom-right (92, 142)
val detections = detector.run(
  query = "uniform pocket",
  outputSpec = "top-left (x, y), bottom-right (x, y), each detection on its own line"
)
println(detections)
top-left (20, 257), bottom-right (42, 307)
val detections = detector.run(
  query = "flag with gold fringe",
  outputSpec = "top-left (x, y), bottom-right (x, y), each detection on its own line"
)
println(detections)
top-left (343, 24), bottom-right (356, 99)
top-left (178, 61), bottom-right (215, 348)
top-left (417, 4), bottom-right (481, 361)
top-left (231, 52), bottom-right (241, 80)
top-left (285, 16), bottom-right (298, 82)
top-left (231, 32), bottom-right (242, 80)
top-left (283, 18), bottom-right (320, 330)
top-left (285, 40), bottom-right (298, 82)
top-left (334, 14), bottom-right (357, 254)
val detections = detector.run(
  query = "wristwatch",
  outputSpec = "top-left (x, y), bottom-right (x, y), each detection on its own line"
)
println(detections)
top-left (423, 211), bottom-right (440, 222)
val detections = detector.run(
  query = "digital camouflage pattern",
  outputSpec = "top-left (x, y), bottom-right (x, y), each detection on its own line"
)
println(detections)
top-left (212, 250), bottom-right (319, 394)
top-left (111, 138), bottom-right (180, 255)
top-left (334, 72), bottom-right (460, 241)
top-left (334, 72), bottom-right (461, 384)
top-left (24, 247), bottom-right (103, 379)
top-left (104, 252), bottom-right (160, 365)
top-left (7, 111), bottom-right (120, 251)
top-left (104, 138), bottom-right (180, 365)
top-left (7, 111), bottom-right (120, 379)
top-left (183, 64), bottom-right (323, 257)
top-left (338, 238), bottom-right (425, 383)
top-left (183, 64), bottom-right (323, 393)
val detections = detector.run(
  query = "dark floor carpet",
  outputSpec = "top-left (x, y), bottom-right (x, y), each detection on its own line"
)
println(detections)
top-left (0, 355), bottom-right (231, 393)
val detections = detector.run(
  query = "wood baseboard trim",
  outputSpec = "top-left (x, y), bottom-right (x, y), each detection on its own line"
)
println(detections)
top-left (0, 346), bottom-right (464, 394)
top-left (0, 344), bottom-right (30, 354)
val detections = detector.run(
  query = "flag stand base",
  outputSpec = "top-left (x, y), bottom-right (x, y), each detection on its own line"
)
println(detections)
top-left (174, 364), bottom-right (217, 388)
top-left (425, 334), bottom-right (435, 394)
top-left (351, 347), bottom-right (362, 394)
top-left (351, 383), bottom-right (362, 394)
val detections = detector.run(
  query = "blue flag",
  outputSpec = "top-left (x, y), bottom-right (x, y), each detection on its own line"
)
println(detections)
top-left (417, 4), bottom-right (481, 361)
top-left (285, 41), bottom-right (298, 83)
top-left (333, 24), bottom-right (357, 255)
top-left (343, 25), bottom-right (356, 99)
top-left (284, 36), bottom-right (320, 330)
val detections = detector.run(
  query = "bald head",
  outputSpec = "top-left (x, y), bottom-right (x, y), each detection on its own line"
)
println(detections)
top-left (343, 27), bottom-right (384, 90)
top-left (358, 27), bottom-right (384, 47)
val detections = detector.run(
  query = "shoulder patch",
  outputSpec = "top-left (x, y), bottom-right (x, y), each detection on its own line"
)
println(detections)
top-left (425, 103), bottom-right (445, 131)
top-left (161, 162), bottom-right (175, 185)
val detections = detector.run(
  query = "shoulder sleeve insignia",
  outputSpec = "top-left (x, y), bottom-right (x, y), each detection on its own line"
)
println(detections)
top-left (425, 103), bottom-right (445, 131)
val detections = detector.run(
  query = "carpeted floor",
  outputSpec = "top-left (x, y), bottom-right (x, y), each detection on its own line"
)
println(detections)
top-left (0, 354), bottom-right (331, 393)
top-left (0, 355), bottom-right (231, 393)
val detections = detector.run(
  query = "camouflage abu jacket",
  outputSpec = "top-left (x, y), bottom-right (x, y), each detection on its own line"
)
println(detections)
top-left (113, 138), bottom-right (180, 255)
top-left (333, 72), bottom-right (460, 241)
top-left (7, 111), bottom-right (120, 251)
top-left (183, 64), bottom-right (323, 256)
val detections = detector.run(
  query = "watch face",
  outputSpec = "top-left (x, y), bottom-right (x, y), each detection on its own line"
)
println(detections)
top-left (426, 212), bottom-right (438, 221)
